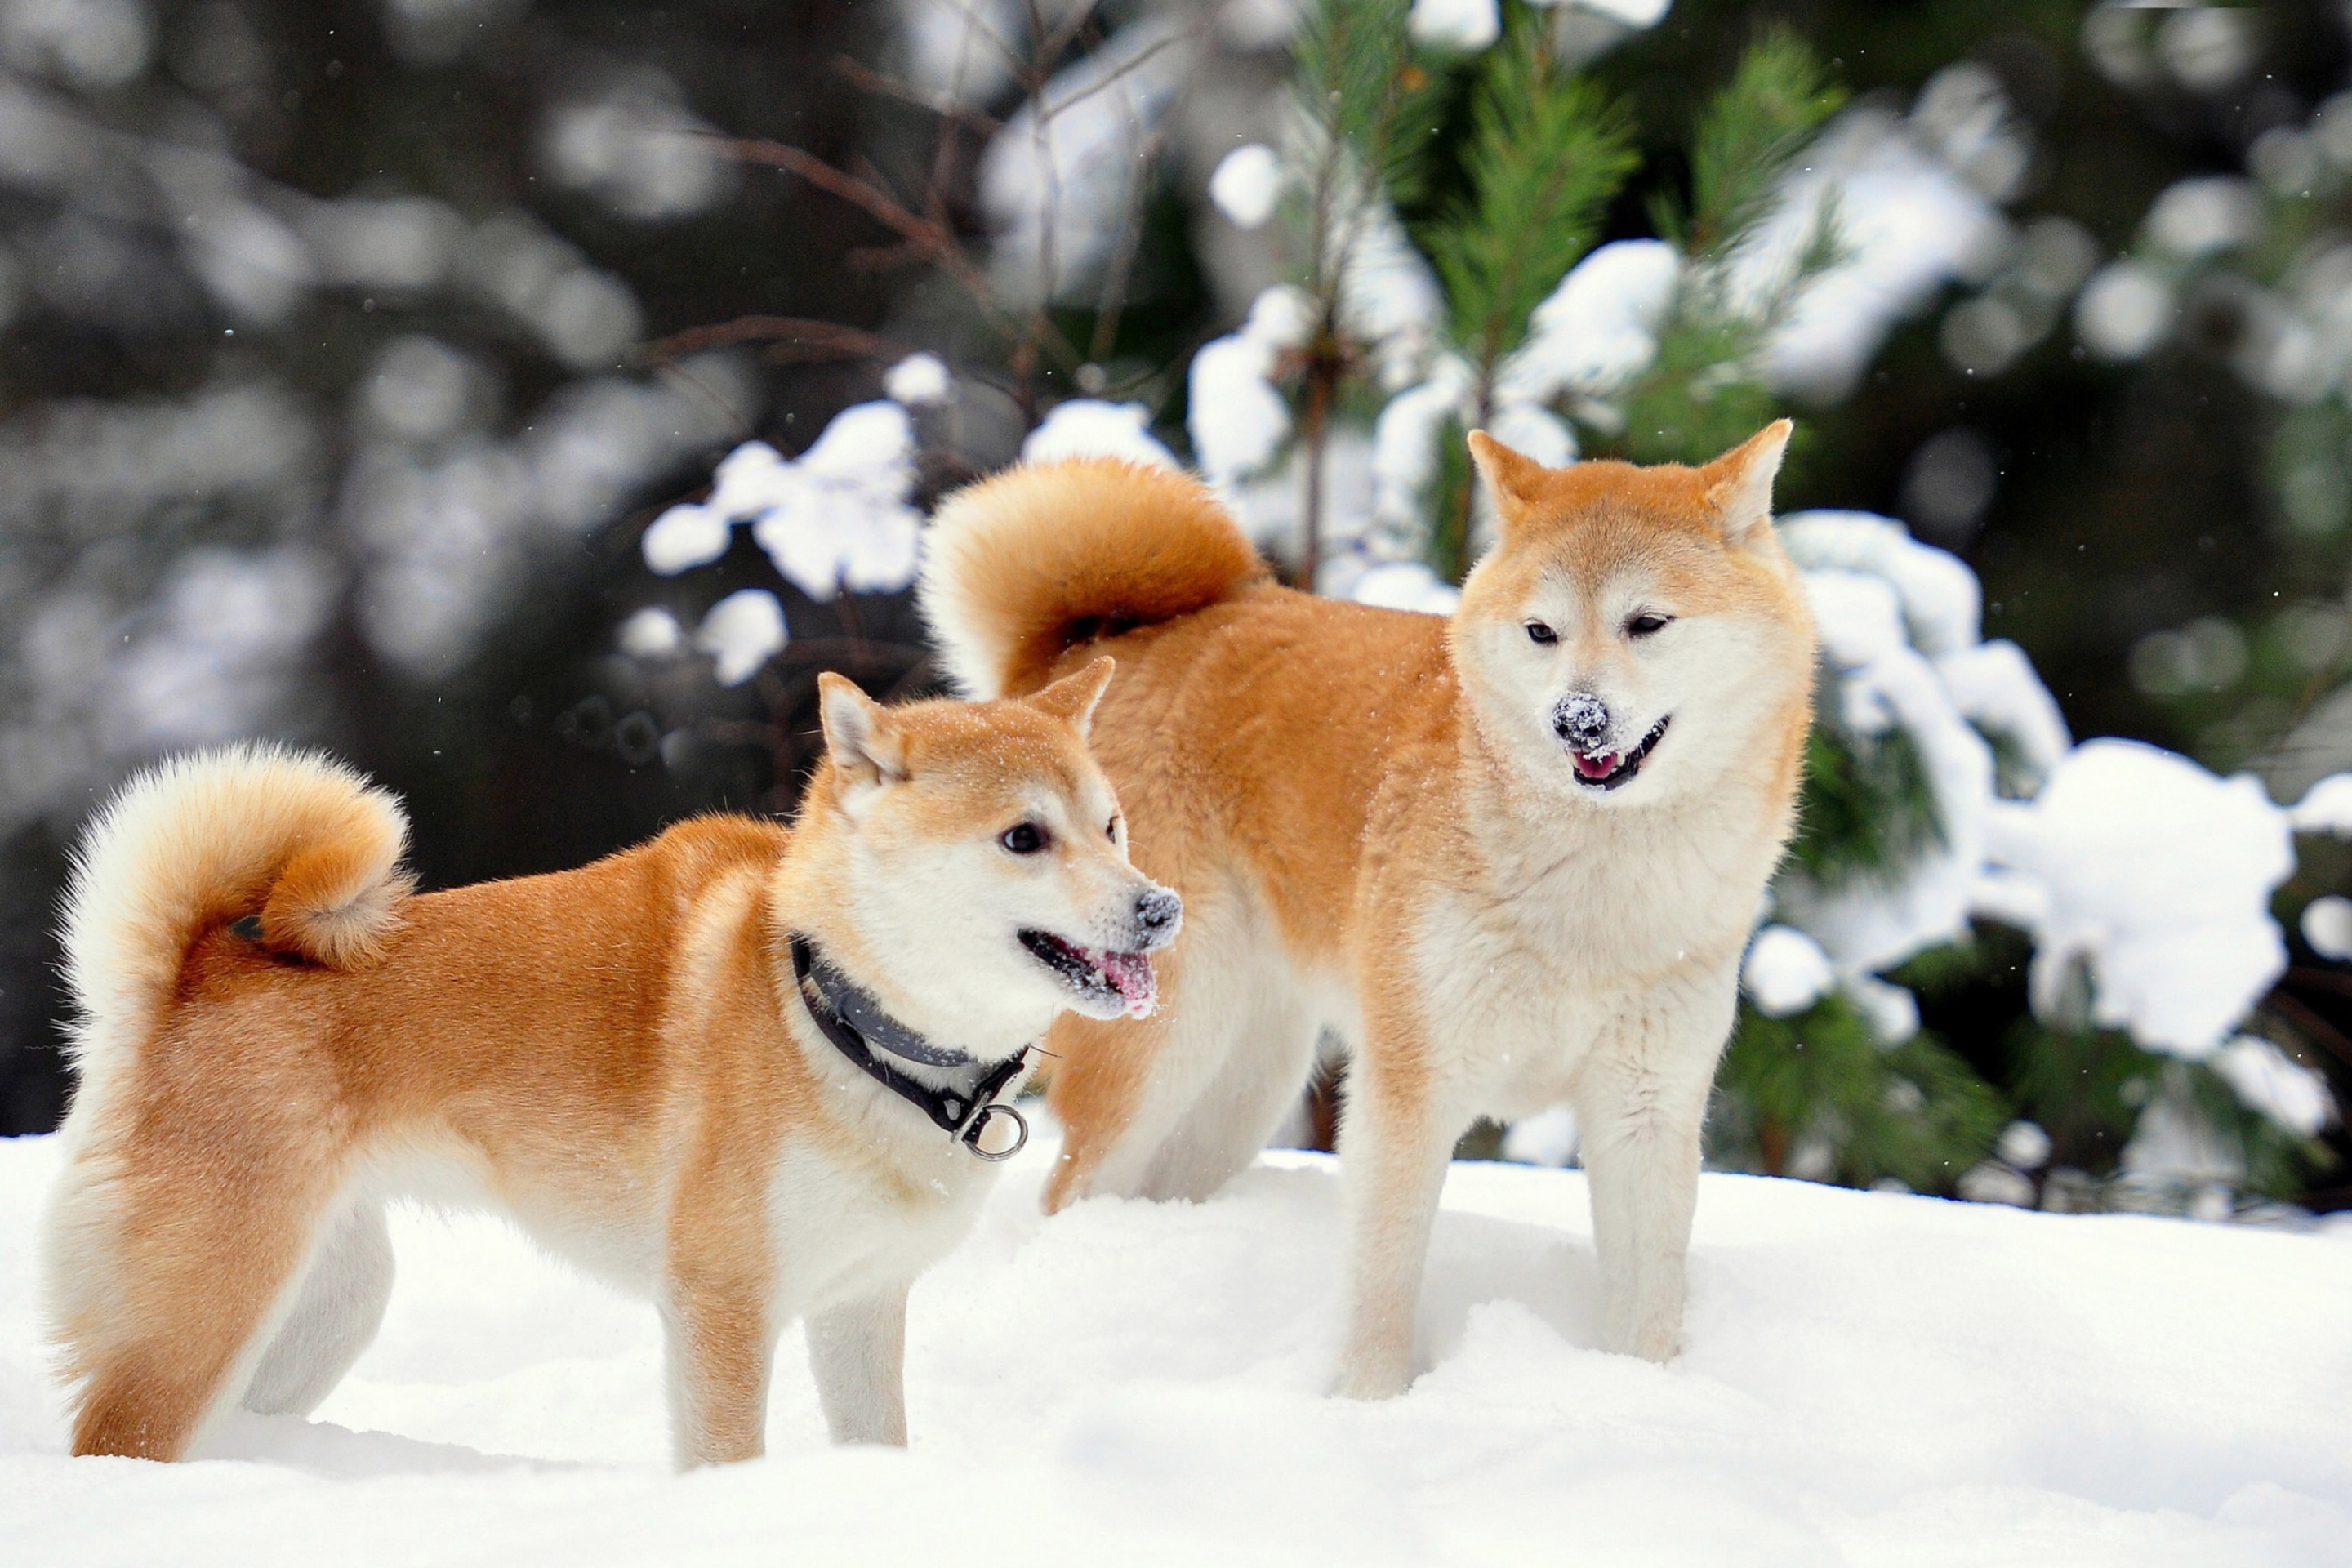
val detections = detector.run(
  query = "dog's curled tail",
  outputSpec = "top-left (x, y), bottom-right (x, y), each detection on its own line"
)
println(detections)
top-left (60, 744), bottom-right (412, 1091)
top-left (920, 457), bottom-right (1267, 698)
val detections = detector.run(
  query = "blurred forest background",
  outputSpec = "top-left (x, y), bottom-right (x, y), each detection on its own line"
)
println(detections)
top-left (3, 0), bottom-right (2351, 1218)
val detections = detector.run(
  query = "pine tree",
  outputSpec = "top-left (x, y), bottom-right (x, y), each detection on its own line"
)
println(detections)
top-left (1417, 16), bottom-right (1636, 576)
top-left (1282, 0), bottom-right (1450, 586)
top-left (1618, 30), bottom-right (1846, 466)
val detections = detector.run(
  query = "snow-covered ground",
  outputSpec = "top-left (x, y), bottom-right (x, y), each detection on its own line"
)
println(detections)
top-left (2, 1129), bottom-right (2346, 1567)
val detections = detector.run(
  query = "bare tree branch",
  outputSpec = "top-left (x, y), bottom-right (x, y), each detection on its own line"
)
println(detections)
top-left (709, 135), bottom-right (1083, 373)
top-left (1032, 27), bottom-right (1192, 121)
top-left (1034, 0), bottom-right (1107, 83)
top-left (651, 360), bottom-right (757, 440)
top-left (640, 314), bottom-right (907, 365)
top-left (830, 53), bottom-right (1003, 134)
top-left (1088, 119), bottom-right (1164, 367)
top-left (713, 136), bottom-right (960, 257)
top-left (1022, 77), bottom-right (1063, 380)
top-left (1089, 39), bottom-right (1210, 368)
top-left (844, 241), bottom-right (934, 273)
top-left (1010, 16), bottom-right (1200, 401)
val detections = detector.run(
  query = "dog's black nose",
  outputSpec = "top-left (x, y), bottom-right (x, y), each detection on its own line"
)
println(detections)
top-left (1134, 886), bottom-right (1182, 947)
top-left (1554, 692), bottom-right (1610, 751)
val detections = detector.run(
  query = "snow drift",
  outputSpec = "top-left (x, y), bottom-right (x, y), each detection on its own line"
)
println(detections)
top-left (0, 1132), bottom-right (2344, 1566)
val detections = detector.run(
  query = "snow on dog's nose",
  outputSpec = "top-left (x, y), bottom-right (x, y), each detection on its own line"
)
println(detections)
top-left (1132, 885), bottom-right (1182, 951)
top-left (1554, 691), bottom-right (1611, 754)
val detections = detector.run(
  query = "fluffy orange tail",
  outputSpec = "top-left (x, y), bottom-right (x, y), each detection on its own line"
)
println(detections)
top-left (920, 457), bottom-right (1267, 697)
top-left (59, 744), bottom-right (413, 1103)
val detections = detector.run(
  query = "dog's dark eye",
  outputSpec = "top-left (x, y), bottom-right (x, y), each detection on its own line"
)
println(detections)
top-left (1626, 613), bottom-right (1673, 639)
top-left (1000, 823), bottom-right (1048, 855)
top-left (1525, 621), bottom-right (1557, 645)
top-left (1106, 816), bottom-right (1120, 843)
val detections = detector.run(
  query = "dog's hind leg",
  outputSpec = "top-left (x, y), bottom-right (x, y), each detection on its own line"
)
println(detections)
top-left (51, 1127), bottom-right (352, 1460)
top-left (1134, 985), bottom-right (1319, 1202)
top-left (1039, 1001), bottom-right (1241, 1213)
top-left (241, 1197), bottom-right (394, 1417)
top-left (1043, 895), bottom-right (1258, 1211)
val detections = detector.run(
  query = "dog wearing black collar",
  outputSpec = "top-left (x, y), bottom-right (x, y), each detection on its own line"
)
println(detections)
top-left (42, 657), bottom-right (1178, 1466)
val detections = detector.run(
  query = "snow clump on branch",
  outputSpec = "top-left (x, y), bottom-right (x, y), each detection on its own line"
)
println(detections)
top-left (1737, 65), bottom-right (2023, 399)
top-left (695, 590), bottom-right (787, 687)
top-left (1765, 507), bottom-right (2352, 1134)
top-left (1770, 513), bottom-right (2007, 982)
top-left (1408, 0), bottom-right (1499, 54)
top-left (884, 353), bottom-right (952, 407)
top-left (1493, 239), bottom-right (1681, 412)
top-left (2210, 1036), bottom-right (2335, 1138)
top-left (1742, 924), bottom-right (1837, 1018)
top-left (1021, 401), bottom-right (1180, 469)
top-left (641, 401), bottom-right (923, 601)
top-left (1361, 240), bottom-right (1671, 584)
top-left (1188, 285), bottom-right (1313, 487)
top-left (1976, 740), bottom-right (2293, 1057)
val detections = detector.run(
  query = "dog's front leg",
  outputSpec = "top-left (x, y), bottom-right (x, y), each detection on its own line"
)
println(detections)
top-left (659, 1266), bottom-right (778, 1468)
top-left (806, 1285), bottom-right (910, 1446)
top-left (1333, 1036), bottom-right (1459, 1400)
top-left (1576, 984), bottom-right (1731, 1363)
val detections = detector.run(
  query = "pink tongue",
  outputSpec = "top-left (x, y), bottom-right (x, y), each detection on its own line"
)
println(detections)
top-left (1575, 751), bottom-right (1620, 780)
top-left (1097, 950), bottom-right (1158, 1017)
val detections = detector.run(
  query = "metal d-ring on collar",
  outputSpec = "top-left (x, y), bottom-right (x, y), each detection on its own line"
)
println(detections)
top-left (788, 934), bottom-right (1033, 1162)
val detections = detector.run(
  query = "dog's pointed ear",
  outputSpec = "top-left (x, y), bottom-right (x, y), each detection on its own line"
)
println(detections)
top-left (1704, 419), bottom-right (1793, 548)
top-left (1028, 656), bottom-right (1116, 739)
top-left (1468, 430), bottom-right (1548, 525)
top-left (817, 672), bottom-right (906, 801)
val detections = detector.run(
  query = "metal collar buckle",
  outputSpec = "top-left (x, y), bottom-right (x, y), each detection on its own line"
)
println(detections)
top-left (960, 1100), bottom-right (1030, 1162)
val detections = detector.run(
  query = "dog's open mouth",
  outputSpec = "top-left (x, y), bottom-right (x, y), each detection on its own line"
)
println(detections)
top-left (1568, 715), bottom-right (1672, 791)
top-left (1020, 929), bottom-right (1157, 1018)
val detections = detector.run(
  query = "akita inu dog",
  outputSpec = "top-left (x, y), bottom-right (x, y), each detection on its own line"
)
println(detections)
top-left (43, 661), bottom-right (1178, 1463)
top-left (920, 425), bottom-right (1815, 1395)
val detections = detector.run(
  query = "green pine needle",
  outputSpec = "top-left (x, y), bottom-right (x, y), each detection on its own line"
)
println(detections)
top-left (1428, 16), bottom-right (1637, 375)
top-left (1788, 716), bottom-right (1947, 889)
top-left (1610, 32), bottom-right (1846, 466)
top-left (1294, 0), bottom-right (1446, 213)
top-left (1613, 310), bottom-right (1784, 465)
top-left (2006, 1017), bottom-right (2335, 1200)
top-left (1713, 992), bottom-right (2006, 1195)
top-left (1656, 28), bottom-right (1846, 261)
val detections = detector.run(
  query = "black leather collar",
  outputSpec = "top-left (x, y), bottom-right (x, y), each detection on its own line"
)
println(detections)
top-left (789, 934), bottom-right (1032, 1161)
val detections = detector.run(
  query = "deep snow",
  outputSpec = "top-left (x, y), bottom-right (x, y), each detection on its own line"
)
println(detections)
top-left (2, 1130), bottom-right (2346, 1566)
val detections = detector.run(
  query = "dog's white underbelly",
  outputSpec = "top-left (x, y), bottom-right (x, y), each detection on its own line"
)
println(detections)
top-left (349, 1137), bottom-right (670, 1294)
top-left (346, 1125), bottom-right (991, 1322)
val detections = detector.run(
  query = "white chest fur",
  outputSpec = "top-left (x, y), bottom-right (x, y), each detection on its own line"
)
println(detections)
top-left (764, 1000), bottom-right (1009, 1319)
top-left (1411, 784), bottom-right (1779, 1119)
top-left (762, 1134), bottom-right (993, 1320)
